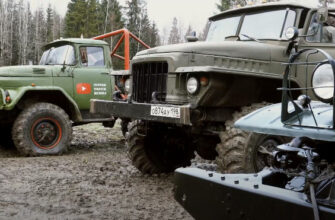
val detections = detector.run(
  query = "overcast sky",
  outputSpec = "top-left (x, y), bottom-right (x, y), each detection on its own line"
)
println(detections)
top-left (28, 0), bottom-right (321, 36)
top-left (29, 0), bottom-right (218, 35)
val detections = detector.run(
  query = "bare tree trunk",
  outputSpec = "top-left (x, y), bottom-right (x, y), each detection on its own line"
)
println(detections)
top-left (34, 10), bottom-right (39, 63)
top-left (9, 2), bottom-right (13, 65)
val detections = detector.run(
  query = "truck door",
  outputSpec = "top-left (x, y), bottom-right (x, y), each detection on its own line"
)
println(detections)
top-left (72, 46), bottom-right (112, 114)
top-left (297, 10), bottom-right (335, 98)
top-left (299, 11), bottom-right (335, 57)
top-left (51, 45), bottom-right (76, 97)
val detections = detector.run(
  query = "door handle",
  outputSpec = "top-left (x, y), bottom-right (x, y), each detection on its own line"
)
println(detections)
top-left (100, 72), bottom-right (109, 75)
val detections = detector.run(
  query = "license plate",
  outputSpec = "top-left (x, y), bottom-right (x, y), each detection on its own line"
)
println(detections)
top-left (150, 106), bottom-right (181, 118)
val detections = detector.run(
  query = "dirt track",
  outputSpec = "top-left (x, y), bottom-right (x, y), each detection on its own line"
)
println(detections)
top-left (0, 122), bottom-right (194, 219)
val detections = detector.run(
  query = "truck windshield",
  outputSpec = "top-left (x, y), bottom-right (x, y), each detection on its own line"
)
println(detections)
top-left (39, 45), bottom-right (75, 65)
top-left (206, 9), bottom-right (296, 42)
top-left (206, 16), bottom-right (240, 41)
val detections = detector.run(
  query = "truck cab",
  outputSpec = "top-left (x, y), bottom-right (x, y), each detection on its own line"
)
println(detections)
top-left (38, 39), bottom-right (114, 122)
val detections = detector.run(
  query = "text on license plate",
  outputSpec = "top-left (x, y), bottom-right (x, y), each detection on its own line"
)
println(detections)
top-left (150, 106), bottom-right (181, 118)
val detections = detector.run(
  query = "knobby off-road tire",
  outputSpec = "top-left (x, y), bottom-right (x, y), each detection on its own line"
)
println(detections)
top-left (126, 120), bottom-right (195, 174)
top-left (12, 103), bottom-right (72, 156)
top-left (215, 103), bottom-right (287, 173)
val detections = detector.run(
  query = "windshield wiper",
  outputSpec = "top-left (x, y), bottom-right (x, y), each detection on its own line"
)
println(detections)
top-left (240, 34), bottom-right (261, 43)
top-left (225, 35), bottom-right (240, 41)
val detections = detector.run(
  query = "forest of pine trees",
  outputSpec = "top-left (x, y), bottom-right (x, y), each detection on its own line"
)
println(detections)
top-left (0, 0), bottom-right (63, 66)
top-left (0, 0), bottom-right (160, 67)
top-left (0, 0), bottom-right (259, 67)
top-left (2, 0), bottom-right (328, 67)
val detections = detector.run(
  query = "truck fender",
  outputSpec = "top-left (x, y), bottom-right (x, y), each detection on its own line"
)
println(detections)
top-left (3, 86), bottom-right (82, 121)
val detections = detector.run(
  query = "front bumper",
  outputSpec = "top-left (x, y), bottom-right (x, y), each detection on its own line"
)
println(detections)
top-left (174, 168), bottom-right (335, 220)
top-left (90, 99), bottom-right (192, 125)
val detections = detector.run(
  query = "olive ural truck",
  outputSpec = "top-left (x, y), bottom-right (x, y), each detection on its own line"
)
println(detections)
top-left (174, 49), bottom-right (335, 220)
top-left (0, 38), bottom-right (122, 156)
top-left (91, 2), bottom-right (335, 174)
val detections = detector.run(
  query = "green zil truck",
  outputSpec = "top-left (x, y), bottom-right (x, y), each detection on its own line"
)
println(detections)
top-left (91, 2), bottom-right (335, 174)
top-left (0, 38), bottom-right (121, 156)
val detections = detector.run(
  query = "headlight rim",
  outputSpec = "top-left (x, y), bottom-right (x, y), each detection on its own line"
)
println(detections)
top-left (124, 78), bottom-right (131, 93)
top-left (311, 63), bottom-right (334, 104)
top-left (186, 77), bottom-right (200, 95)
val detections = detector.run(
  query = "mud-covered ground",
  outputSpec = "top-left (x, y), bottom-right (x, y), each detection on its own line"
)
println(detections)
top-left (0, 121), bottom-right (207, 219)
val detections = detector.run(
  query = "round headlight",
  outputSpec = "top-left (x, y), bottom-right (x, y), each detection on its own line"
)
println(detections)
top-left (312, 63), bottom-right (334, 102)
top-left (186, 77), bottom-right (199, 94)
top-left (125, 79), bottom-right (131, 92)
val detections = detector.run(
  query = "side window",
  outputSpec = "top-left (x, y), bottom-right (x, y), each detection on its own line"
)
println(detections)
top-left (80, 47), bottom-right (105, 67)
top-left (307, 13), bottom-right (335, 43)
top-left (307, 13), bottom-right (322, 42)
top-left (65, 46), bottom-right (76, 65)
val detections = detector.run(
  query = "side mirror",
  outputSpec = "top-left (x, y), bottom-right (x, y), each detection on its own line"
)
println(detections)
top-left (317, 7), bottom-right (328, 23)
top-left (186, 31), bottom-right (198, 42)
top-left (285, 27), bottom-right (299, 41)
top-left (285, 27), bottom-right (299, 55)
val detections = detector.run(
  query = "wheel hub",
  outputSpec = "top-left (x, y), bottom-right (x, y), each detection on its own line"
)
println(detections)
top-left (31, 118), bottom-right (61, 149)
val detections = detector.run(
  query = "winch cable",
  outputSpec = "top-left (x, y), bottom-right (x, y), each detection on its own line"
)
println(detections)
top-left (310, 183), bottom-right (320, 220)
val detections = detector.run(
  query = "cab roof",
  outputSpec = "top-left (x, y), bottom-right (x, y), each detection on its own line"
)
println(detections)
top-left (44, 38), bottom-right (108, 49)
top-left (209, 2), bottom-right (314, 21)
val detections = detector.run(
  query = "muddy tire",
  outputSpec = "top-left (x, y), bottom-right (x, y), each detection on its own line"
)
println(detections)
top-left (126, 120), bottom-right (195, 174)
top-left (12, 103), bottom-right (72, 156)
top-left (215, 103), bottom-right (287, 173)
top-left (121, 119), bottom-right (130, 137)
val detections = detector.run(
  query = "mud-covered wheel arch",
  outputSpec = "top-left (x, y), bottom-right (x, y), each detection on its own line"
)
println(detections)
top-left (126, 120), bottom-right (195, 174)
top-left (0, 125), bottom-right (14, 148)
top-left (215, 103), bottom-right (288, 173)
top-left (194, 134), bottom-right (220, 160)
top-left (12, 102), bottom-right (72, 156)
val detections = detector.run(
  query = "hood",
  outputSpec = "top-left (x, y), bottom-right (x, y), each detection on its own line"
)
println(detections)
top-left (235, 102), bottom-right (335, 142)
top-left (136, 41), bottom-right (285, 61)
top-left (0, 65), bottom-right (53, 77)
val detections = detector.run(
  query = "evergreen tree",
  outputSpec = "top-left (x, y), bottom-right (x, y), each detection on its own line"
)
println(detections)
top-left (184, 25), bottom-right (193, 41)
top-left (86, 0), bottom-right (100, 37)
top-left (149, 22), bottom-right (160, 47)
top-left (46, 4), bottom-right (54, 42)
top-left (168, 17), bottom-right (181, 44)
top-left (216, 0), bottom-right (247, 12)
top-left (216, 0), bottom-right (231, 11)
top-left (99, 0), bottom-right (125, 69)
top-left (0, 0), bottom-right (160, 66)
top-left (138, 9), bottom-right (151, 47)
top-left (235, 0), bottom-right (247, 7)
top-left (126, 0), bottom-right (142, 58)
top-left (100, 0), bottom-right (124, 33)
top-left (126, 0), bottom-right (141, 35)
top-left (64, 0), bottom-right (87, 37)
